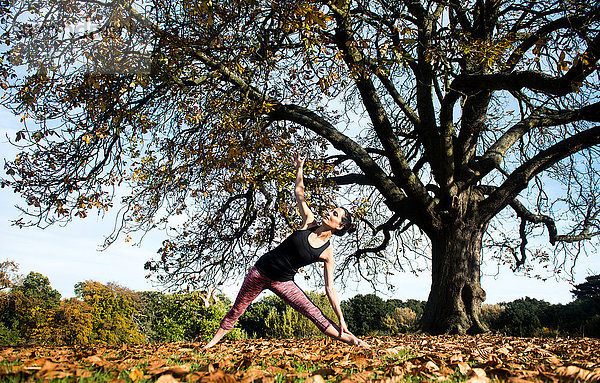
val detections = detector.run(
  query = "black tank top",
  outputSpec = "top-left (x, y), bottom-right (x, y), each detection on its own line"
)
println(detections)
top-left (254, 226), bottom-right (330, 282)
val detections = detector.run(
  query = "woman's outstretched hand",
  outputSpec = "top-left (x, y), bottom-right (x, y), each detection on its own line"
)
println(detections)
top-left (293, 151), bottom-right (305, 170)
top-left (340, 321), bottom-right (350, 336)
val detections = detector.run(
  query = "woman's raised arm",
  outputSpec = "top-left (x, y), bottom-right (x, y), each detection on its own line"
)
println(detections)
top-left (293, 151), bottom-right (315, 229)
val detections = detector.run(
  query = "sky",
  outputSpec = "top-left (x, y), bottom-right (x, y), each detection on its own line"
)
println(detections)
top-left (1, 105), bottom-right (599, 304)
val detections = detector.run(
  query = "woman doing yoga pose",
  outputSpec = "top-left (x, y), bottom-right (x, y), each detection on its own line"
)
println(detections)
top-left (204, 152), bottom-right (370, 348)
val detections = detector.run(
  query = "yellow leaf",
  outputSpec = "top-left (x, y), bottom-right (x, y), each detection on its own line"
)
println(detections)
top-left (129, 368), bottom-right (144, 381)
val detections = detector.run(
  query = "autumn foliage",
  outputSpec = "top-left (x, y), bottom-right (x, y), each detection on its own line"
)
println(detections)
top-left (2, 335), bottom-right (600, 382)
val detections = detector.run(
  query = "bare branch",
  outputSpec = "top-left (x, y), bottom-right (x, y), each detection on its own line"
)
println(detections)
top-left (509, 198), bottom-right (558, 245)
top-left (374, 70), bottom-right (421, 127)
top-left (505, 7), bottom-right (600, 72)
top-left (352, 213), bottom-right (404, 260)
top-left (469, 102), bottom-right (600, 186)
top-left (450, 32), bottom-right (600, 96)
top-left (330, 6), bottom-right (436, 222)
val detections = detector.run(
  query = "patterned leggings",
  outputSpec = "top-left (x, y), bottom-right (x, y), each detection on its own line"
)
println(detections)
top-left (219, 266), bottom-right (335, 332)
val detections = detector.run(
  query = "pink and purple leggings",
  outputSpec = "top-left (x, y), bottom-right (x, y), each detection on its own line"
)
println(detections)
top-left (219, 266), bottom-right (335, 332)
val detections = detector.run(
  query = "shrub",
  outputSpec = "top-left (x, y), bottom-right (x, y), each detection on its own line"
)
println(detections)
top-left (480, 304), bottom-right (505, 330)
top-left (75, 281), bottom-right (144, 344)
top-left (496, 297), bottom-right (550, 337)
top-left (341, 294), bottom-right (395, 336)
top-left (383, 307), bottom-right (418, 334)
top-left (136, 291), bottom-right (244, 342)
top-left (49, 298), bottom-right (94, 345)
top-left (240, 292), bottom-right (335, 339)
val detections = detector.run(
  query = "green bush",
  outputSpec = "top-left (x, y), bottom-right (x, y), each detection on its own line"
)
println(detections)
top-left (495, 297), bottom-right (550, 337)
top-left (74, 281), bottom-right (144, 344)
top-left (383, 307), bottom-right (418, 334)
top-left (136, 291), bottom-right (244, 342)
top-left (0, 321), bottom-right (22, 345)
top-left (240, 292), bottom-right (336, 339)
top-left (480, 304), bottom-right (505, 330)
top-left (341, 294), bottom-right (396, 336)
top-left (583, 314), bottom-right (600, 337)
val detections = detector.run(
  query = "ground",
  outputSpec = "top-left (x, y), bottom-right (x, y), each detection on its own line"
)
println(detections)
top-left (1, 334), bottom-right (600, 382)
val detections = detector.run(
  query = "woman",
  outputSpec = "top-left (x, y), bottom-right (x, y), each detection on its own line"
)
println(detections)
top-left (204, 152), bottom-right (370, 348)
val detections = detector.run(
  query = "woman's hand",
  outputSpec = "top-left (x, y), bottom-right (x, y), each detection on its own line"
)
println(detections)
top-left (293, 151), bottom-right (305, 171)
top-left (340, 320), bottom-right (350, 335)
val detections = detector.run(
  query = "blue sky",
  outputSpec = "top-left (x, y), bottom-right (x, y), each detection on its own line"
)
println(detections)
top-left (1, 105), bottom-right (598, 304)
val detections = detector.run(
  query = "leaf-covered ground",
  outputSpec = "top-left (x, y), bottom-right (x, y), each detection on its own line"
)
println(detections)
top-left (1, 334), bottom-right (600, 382)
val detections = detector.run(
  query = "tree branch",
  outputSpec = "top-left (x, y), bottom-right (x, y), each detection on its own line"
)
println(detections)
top-left (352, 213), bottom-right (404, 260)
top-left (505, 7), bottom-right (600, 72)
top-left (330, 3), bottom-right (438, 229)
top-left (481, 124), bottom-right (600, 223)
top-left (373, 69), bottom-right (421, 127)
top-left (468, 101), bottom-right (600, 187)
top-left (450, 32), bottom-right (600, 96)
top-left (509, 198), bottom-right (556, 240)
top-left (268, 104), bottom-right (410, 213)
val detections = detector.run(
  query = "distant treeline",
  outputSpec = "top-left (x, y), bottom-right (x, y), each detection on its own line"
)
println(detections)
top-left (1, 261), bottom-right (598, 345)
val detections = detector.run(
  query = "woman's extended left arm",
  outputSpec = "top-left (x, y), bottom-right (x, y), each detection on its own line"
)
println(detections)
top-left (321, 247), bottom-right (349, 335)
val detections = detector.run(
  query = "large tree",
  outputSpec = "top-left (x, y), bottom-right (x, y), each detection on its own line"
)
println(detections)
top-left (2, 0), bottom-right (600, 334)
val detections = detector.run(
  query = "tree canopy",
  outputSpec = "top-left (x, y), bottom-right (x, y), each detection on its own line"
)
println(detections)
top-left (571, 274), bottom-right (600, 301)
top-left (1, 0), bottom-right (599, 333)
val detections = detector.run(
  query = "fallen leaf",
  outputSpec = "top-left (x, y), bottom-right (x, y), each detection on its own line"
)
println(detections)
top-left (205, 369), bottom-right (237, 383)
top-left (305, 375), bottom-right (326, 383)
top-left (129, 368), bottom-right (144, 381)
top-left (85, 355), bottom-right (106, 366)
top-left (456, 361), bottom-right (472, 375)
top-left (556, 365), bottom-right (600, 382)
top-left (147, 358), bottom-right (167, 370)
top-left (156, 375), bottom-right (179, 383)
top-left (381, 348), bottom-right (403, 356)
top-left (450, 354), bottom-right (464, 363)
top-left (547, 356), bottom-right (562, 366)
top-left (148, 365), bottom-right (190, 378)
top-left (377, 376), bottom-right (405, 383)
top-left (76, 367), bottom-right (93, 377)
top-left (36, 360), bottom-right (57, 377)
top-left (470, 368), bottom-right (487, 378)
top-left (424, 360), bottom-right (440, 372)
top-left (239, 366), bottom-right (270, 383)
top-left (44, 370), bottom-right (72, 379)
top-left (465, 377), bottom-right (490, 383)
top-left (341, 370), bottom-right (373, 382)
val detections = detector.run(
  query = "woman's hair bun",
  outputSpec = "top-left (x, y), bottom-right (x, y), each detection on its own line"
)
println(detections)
top-left (347, 223), bottom-right (357, 234)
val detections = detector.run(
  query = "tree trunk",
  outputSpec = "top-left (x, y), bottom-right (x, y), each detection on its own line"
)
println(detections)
top-left (420, 220), bottom-right (488, 334)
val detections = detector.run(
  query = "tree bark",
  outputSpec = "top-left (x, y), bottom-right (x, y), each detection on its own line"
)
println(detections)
top-left (420, 219), bottom-right (488, 334)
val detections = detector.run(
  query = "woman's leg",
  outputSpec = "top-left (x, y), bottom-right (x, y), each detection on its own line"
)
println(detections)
top-left (204, 267), bottom-right (267, 348)
top-left (270, 281), bottom-right (369, 347)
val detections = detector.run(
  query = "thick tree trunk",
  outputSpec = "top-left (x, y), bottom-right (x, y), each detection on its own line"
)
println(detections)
top-left (420, 221), bottom-right (488, 334)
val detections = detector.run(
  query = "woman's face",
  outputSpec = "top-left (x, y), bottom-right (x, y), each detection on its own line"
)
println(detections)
top-left (324, 208), bottom-right (345, 230)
